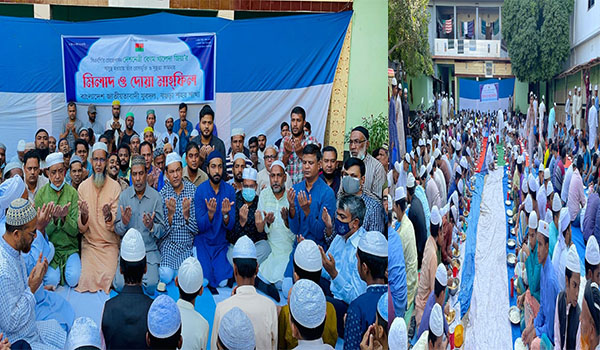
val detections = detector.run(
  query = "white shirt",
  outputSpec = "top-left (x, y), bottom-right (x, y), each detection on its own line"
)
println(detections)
top-left (27, 176), bottom-right (48, 203)
top-left (211, 285), bottom-right (278, 350)
top-left (293, 339), bottom-right (334, 350)
top-left (163, 131), bottom-right (179, 149)
top-left (105, 117), bottom-right (125, 145)
top-left (177, 299), bottom-right (209, 350)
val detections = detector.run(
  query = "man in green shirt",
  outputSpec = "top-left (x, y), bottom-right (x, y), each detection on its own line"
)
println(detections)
top-left (35, 152), bottom-right (80, 287)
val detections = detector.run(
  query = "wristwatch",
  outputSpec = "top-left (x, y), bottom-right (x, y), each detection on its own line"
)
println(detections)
top-left (223, 214), bottom-right (229, 220)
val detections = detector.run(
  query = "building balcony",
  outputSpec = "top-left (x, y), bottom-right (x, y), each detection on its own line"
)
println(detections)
top-left (433, 38), bottom-right (508, 60)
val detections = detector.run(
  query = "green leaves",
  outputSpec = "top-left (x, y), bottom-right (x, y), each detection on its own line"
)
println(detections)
top-left (503, 0), bottom-right (573, 83)
top-left (388, 0), bottom-right (433, 76)
top-left (345, 113), bottom-right (389, 154)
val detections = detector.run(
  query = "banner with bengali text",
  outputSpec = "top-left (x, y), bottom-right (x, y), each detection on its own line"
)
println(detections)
top-left (62, 33), bottom-right (215, 104)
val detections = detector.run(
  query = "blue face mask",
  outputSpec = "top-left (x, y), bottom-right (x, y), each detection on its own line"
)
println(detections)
top-left (335, 218), bottom-right (351, 236)
top-left (242, 188), bottom-right (256, 202)
top-left (50, 180), bottom-right (65, 192)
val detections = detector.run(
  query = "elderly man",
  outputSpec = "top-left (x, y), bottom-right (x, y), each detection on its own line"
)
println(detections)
top-left (158, 152), bottom-right (197, 286)
top-left (226, 128), bottom-right (251, 180)
top-left (191, 105), bottom-right (226, 172)
top-left (256, 160), bottom-right (295, 287)
top-left (75, 143), bottom-right (121, 294)
top-left (130, 134), bottom-right (141, 155)
top-left (183, 142), bottom-right (208, 187)
top-left (0, 198), bottom-right (67, 350)
top-left (194, 151), bottom-right (236, 293)
top-left (35, 152), bottom-right (80, 287)
top-left (23, 150), bottom-right (48, 203)
top-left (347, 126), bottom-right (386, 200)
top-left (257, 145), bottom-right (292, 194)
top-left (114, 155), bottom-right (166, 295)
top-left (340, 157), bottom-right (386, 233)
top-left (278, 106), bottom-right (318, 185)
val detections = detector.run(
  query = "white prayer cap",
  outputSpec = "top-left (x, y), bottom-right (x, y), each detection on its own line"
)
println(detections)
top-left (528, 174), bottom-right (539, 193)
top-left (294, 239), bottom-right (322, 272)
top-left (242, 167), bottom-right (258, 182)
top-left (567, 244), bottom-right (580, 274)
top-left (391, 77), bottom-right (398, 86)
top-left (358, 231), bottom-right (388, 257)
top-left (451, 205), bottom-right (458, 222)
top-left (24, 142), bottom-right (35, 152)
top-left (455, 165), bottom-right (462, 176)
top-left (427, 139), bottom-right (432, 146)
top-left (5, 198), bottom-right (36, 227)
top-left (455, 141), bottom-right (462, 151)
top-left (270, 160), bottom-right (285, 172)
top-left (233, 152), bottom-right (248, 163)
top-left (522, 180), bottom-right (529, 194)
top-left (165, 152), bottom-right (182, 168)
top-left (537, 220), bottom-right (549, 238)
top-left (232, 235), bottom-right (257, 259)
top-left (404, 88), bottom-right (408, 93)
top-left (218, 307), bottom-right (255, 350)
top-left (460, 157), bottom-right (468, 170)
top-left (528, 211), bottom-right (538, 230)
top-left (433, 148), bottom-right (441, 159)
top-left (517, 155), bottom-right (524, 164)
top-left (544, 168), bottom-right (551, 180)
top-left (524, 194), bottom-right (533, 213)
top-left (0, 176), bottom-right (25, 218)
top-left (165, 114), bottom-right (174, 122)
top-left (66, 317), bottom-right (102, 350)
top-left (427, 161), bottom-right (433, 175)
top-left (17, 139), bottom-right (25, 152)
top-left (419, 165), bottom-right (427, 179)
top-left (389, 318), bottom-right (408, 350)
top-left (377, 292), bottom-right (388, 322)
top-left (457, 179), bottom-right (464, 195)
top-left (45, 152), bottom-right (64, 168)
top-left (147, 295), bottom-right (181, 339)
top-left (538, 164), bottom-right (544, 174)
top-left (429, 303), bottom-right (444, 337)
top-left (430, 206), bottom-right (441, 226)
top-left (120, 228), bottom-right (146, 262)
top-left (578, 87), bottom-right (581, 92)
top-left (587, 236), bottom-right (600, 265)
top-left (2, 162), bottom-right (21, 177)
top-left (546, 183), bottom-right (554, 196)
top-left (290, 279), bottom-right (327, 329)
top-left (404, 153), bottom-right (411, 163)
top-left (542, 95), bottom-right (545, 100)
top-left (231, 128), bottom-right (245, 137)
top-left (559, 207), bottom-right (571, 233)
top-left (395, 186), bottom-right (407, 202)
top-left (91, 142), bottom-right (107, 155)
top-left (190, 129), bottom-right (199, 138)
top-left (394, 161), bottom-right (402, 174)
top-left (407, 173), bottom-right (415, 188)
top-left (552, 193), bottom-right (562, 212)
top-left (466, 147), bottom-right (472, 157)
top-left (435, 263), bottom-right (448, 287)
top-left (419, 138), bottom-right (425, 147)
top-left (178, 257), bottom-right (204, 294)
top-left (596, 85), bottom-right (598, 91)
top-left (569, 90), bottom-right (572, 96)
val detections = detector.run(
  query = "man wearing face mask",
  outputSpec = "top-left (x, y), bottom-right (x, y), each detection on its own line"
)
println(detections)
top-left (227, 167), bottom-right (271, 266)
top-left (347, 126), bottom-right (386, 201)
top-left (341, 157), bottom-right (386, 233)
top-left (34, 152), bottom-right (81, 288)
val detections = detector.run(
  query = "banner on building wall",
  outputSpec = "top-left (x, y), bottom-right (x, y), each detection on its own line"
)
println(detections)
top-left (62, 33), bottom-right (216, 104)
top-left (459, 78), bottom-right (514, 112)
top-left (479, 83), bottom-right (499, 102)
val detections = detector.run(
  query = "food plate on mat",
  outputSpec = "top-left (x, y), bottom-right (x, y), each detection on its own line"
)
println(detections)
top-left (453, 247), bottom-right (460, 259)
top-left (507, 253), bottom-right (517, 267)
top-left (445, 308), bottom-right (456, 324)
top-left (508, 218), bottom-right (514, 226)
top-left (505, 200), bottom-right (512, 206)
top-left (509, 306), bottom-right (520, 325)
top-left (514, 337), bottom-right (527, 350)
top-left (448, 278), bottom-right (459, 296)
top-left (506, 209), bottom-right (513, 217)
top-left (507, 238), bottom-right (516, 249)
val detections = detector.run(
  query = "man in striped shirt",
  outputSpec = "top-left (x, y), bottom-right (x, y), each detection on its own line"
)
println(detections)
top-left (278, 106), bottom-right (318, 185)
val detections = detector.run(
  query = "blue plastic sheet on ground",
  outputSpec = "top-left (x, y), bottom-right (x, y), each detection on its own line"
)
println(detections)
top-left (503, 165), bottom-right (521, 347)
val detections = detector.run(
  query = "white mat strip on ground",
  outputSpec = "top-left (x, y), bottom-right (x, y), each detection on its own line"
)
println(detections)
top-left (464, 168), bottom-right (512, 349)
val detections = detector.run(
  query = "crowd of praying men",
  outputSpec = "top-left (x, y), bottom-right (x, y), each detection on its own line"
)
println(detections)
top-left (0, 100), bottom-right (394, 350)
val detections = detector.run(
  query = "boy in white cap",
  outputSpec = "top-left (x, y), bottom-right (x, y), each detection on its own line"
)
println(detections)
top-left (278, 239), bottom-right (338, 349)
top-left (146, 295), bottom-right (182, 350)
top-left (584, 236), bottom-right (600, 290)
top-left (211, 235), bottom-right (278, 350)
top-left (101, 228), bottom-right (153, 349)
top-left (360, 292), bottom-right (389, 350)
top-left (552, 208), bottom-right (574, 291)
top-left (553, 244), bottom-right (581, 350)
top-left (389, 317), bottom-right (408, 350)
top-left (344, 231), bottom-right (388, 350)
top-left (415, 206), bottom-right (445, 328)
top-left (158, 152), bottom-right (197, 287)
top-left (516, 211), bottom-right (542, 328)
top-left (413, 303), bottom-right (444, 350)
top-left (416, 263), bottom-right (449, 340)
top-left (0, 198), bottom-right (67, 350)
top-left (549, 193), bottom-right (562, 257)
top-left (522, 220), bottom-right (560, 348)
top-left (217, 307), bottom-right (255, 350)
top-left (34, 151), bottom-right (81, 288)
top-left (66, 317), bottom-right (102, 350)
top-left (289, 279), bottom-right (332, 349)
top-left (175, 257), bottom-right (209, 350)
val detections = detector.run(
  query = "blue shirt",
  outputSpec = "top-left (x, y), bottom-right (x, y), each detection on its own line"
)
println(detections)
top-left (415, 186), bottom-right (431, 236)
top-left (289, 177), bottom-right (336, 249)
top-left (388, 226), bottom-right (407, 317)
top-left (194, 180), bottom-right (236, 247)
top-left (173, 118), bottom-right (193, 155)
top-left (416, 291), bottom-right (449, 339)
top-left (534, 256), bottom-right (560, 341)
top-left (548, 107), bottom-right (556, 139)
top-left (343, 285), bottom-right (388, 350)
top-left (322, 227), bottom-right (367, 304)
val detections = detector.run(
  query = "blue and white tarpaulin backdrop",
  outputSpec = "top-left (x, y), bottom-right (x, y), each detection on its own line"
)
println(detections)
top-left (62, 33), bottom-right (216, 104)
top-left (0, 12), bottom-right (352, 158)
top-left (459, 78), bottom-right (515, 113)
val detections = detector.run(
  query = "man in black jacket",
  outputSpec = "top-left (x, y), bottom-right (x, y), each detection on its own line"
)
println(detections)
top-left (102, 228), bottom-right (153, 350)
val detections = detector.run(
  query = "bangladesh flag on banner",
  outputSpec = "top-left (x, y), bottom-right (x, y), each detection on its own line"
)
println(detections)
top-left (135, 43), bottom-right (144, 52)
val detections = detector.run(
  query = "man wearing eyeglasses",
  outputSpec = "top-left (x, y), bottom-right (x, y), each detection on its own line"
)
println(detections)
top-left (347, 126), bottom-right (386, 201)
top-left (257, 145), bottom-right (291, 195)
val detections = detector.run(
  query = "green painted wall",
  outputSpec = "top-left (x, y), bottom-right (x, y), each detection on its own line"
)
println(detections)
top-left (406, 74), bottom-right (434, 111)
top-left (345, 0), bottom-right (388, 143)
top-left (514, 79), bottom-right (529, 114)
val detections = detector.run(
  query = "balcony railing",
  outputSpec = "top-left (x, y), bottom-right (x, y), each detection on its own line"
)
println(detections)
top-left (433, 38), bottom-right (508, 58)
